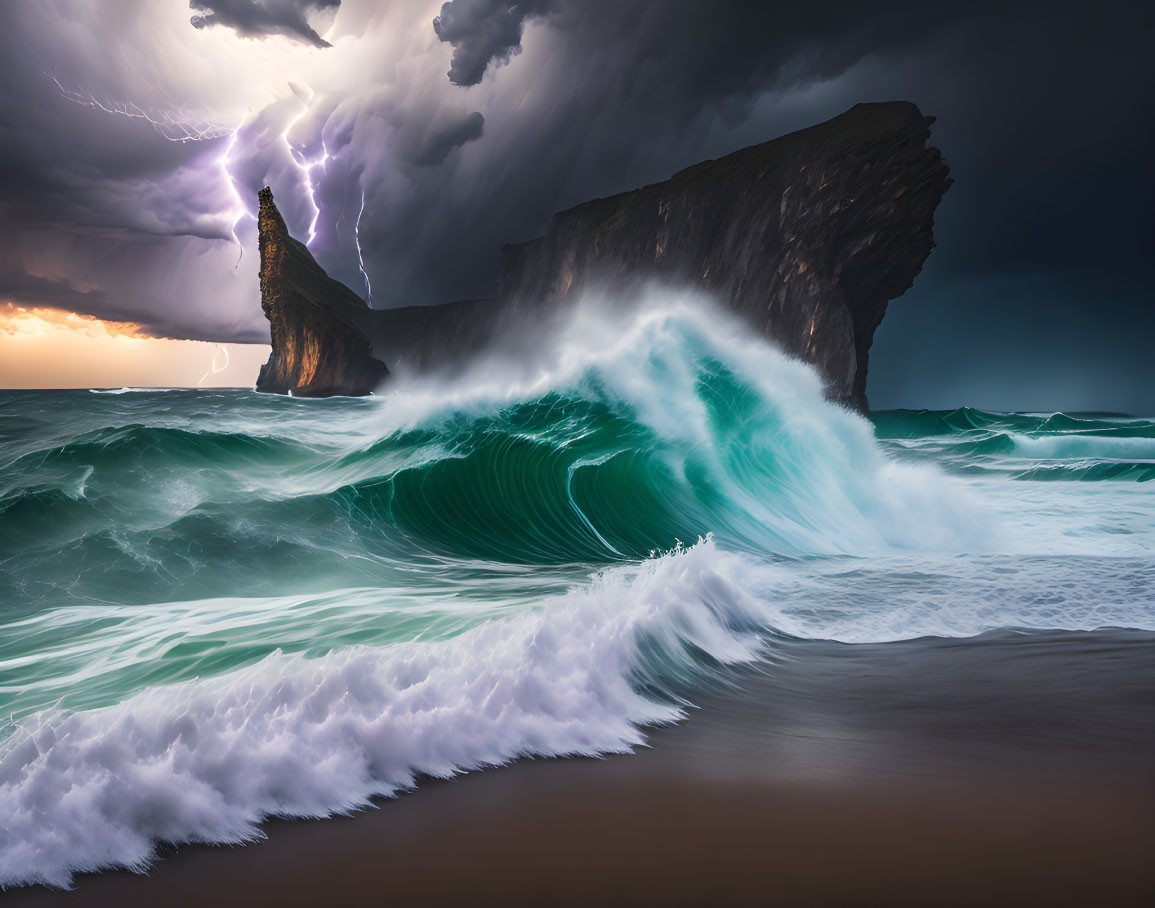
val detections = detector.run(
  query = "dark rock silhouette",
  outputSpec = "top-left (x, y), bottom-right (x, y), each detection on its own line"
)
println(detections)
top-left (255, 187), bottom-right (387, 397)
top-left (255, 102), bottom-right (949, 408)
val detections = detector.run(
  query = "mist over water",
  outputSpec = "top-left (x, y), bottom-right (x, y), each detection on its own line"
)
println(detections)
top-left (1, 293), bottom-right (1153, 888)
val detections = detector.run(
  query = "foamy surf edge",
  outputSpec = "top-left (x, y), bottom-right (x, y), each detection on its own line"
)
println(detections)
top-left (0, 539), bottom-right (768, 889)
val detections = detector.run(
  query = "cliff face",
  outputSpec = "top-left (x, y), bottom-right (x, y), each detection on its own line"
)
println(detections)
top-left (492, 102), bottom-right (949, 407)
top-left (255, 102), bottom-right (949, 409)
top-left (255, 187), bottom-right (387, 397)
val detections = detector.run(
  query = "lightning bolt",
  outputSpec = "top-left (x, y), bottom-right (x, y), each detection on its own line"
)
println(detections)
top-left (46, 72), bottom-right (232, 143)
top-left (282, 105), bottom-right (329, 247)
top-left (197, 344), bottom-right (232, 387)
top-left (355, 190), bottom-right (373, 306)
top-left (48, 72), bottom-right (352, 273)
top-left (47, 71), bottom-right (251, 262)
top-left (218, 126), bottom-right (251, 266)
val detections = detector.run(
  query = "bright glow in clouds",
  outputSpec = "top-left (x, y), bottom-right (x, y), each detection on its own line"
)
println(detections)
top-left (0, 305), bottom-right (268, 389)
top-left (2, 0), bottom-right (498, 387)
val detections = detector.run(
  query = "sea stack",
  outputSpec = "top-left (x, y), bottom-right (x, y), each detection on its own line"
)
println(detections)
top-left (255, 102), bottom-right (950, 409)
top-left (255, 187), bottom-right (388, 397)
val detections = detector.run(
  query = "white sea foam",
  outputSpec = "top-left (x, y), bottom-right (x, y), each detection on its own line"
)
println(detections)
top-left (755, 551), bottom-right (1155, 643)
top-left (4, 532), bottom-right (1152, 889)
top-left (0, 540), bottom-right (768, 889)
top-left (1007, 433), bottom-right (1155, 460)
top-left (88, 387), bottom-right (185, 394)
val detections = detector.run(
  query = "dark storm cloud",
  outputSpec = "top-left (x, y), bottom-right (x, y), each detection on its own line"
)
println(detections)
top-left (0, 0), bottom-right (1152, 408)
top-left (364, 0), bottom-right (982, 310)
top-left (411, 0), bottom-right (1154, 412)
top-left (433, 0), bottom-right (556, 86)
top-left (408, 111), bottom-right (485, 166)
top-left (0, 272), bottom-right (110, 315)
top-left (190, 0), bottom-right (340, 48)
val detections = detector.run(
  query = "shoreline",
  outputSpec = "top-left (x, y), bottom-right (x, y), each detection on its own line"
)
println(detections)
top-left (9, 751), bottom-right (1153, 907)
top-left (9, 630), bottom-right (1155, 906)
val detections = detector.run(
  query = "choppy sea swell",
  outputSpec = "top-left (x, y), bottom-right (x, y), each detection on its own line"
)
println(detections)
top-left (1, 298), bottom-right (1153, 888)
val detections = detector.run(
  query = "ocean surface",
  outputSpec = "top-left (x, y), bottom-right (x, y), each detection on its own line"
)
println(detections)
top-left (1, 302), bottom-right (1153, 888)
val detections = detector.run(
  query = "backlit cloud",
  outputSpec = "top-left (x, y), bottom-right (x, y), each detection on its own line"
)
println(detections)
top-left (0, 303), bottom-right (150, 339)
top-left (189, 0), bottom-right (341, 48)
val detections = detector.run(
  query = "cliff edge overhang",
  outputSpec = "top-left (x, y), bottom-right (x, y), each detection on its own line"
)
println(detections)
top-left (254, 102), bottom-right (949, 409)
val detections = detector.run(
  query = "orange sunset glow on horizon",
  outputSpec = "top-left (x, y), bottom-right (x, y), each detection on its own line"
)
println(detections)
top-left (0, 303), bottom-right (270, 389)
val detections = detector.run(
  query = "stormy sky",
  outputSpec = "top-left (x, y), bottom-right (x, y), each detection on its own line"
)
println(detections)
top-left (0, 0), bottom-right (1151, 411)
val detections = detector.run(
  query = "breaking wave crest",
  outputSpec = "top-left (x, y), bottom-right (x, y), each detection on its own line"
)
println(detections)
top-left (0, 541), bottom-right (771, 887)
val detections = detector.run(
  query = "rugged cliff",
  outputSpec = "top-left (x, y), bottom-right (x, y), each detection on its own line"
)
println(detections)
top-left (255, 187), bottom-right (387, 396)
top-left (255, 102), bottom-right (950, 408)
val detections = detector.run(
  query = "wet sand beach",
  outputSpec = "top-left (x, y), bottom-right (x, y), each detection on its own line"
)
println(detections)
top-left (11, 630), bottom-right (1154, 907)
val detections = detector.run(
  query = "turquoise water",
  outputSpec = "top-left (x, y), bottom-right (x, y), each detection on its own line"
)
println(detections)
top-left (1, 303), bottom-right (1153, 887)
